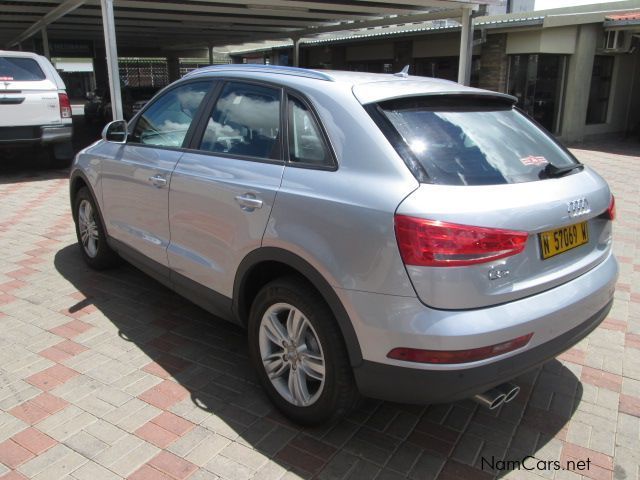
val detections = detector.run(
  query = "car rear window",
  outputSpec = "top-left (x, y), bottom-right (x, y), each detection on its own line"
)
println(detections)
top-left (0, 57), bottom-right (46, 81)
top-left (372, 96), bottom-right (579, 186)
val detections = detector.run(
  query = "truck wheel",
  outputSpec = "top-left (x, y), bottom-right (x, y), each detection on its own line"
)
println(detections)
top-left (49, 141), bottom-right (74, 169)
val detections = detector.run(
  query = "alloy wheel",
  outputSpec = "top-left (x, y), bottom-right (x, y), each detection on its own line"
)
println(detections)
top-left (78, 199), bottom-right (99, 258)
top-left (258, 302), bottom-right (326, 407)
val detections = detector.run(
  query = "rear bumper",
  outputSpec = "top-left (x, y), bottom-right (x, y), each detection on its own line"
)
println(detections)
top-left (0, 125), bottom-right (72, 145)
top-left (41, 126), bottom-right (73, 144)
top-left (338, 251), bottom-right (617, 403)
top-left (353, 299), bottom-right (612, 403)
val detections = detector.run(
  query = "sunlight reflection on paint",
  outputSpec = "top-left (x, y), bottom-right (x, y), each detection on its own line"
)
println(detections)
top-left (409, 140), bottom-right (427, 154)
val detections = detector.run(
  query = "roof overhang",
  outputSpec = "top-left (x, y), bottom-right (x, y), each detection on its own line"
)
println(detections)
top-left (1, 0), bottom-right (500, 53)
top-left (604, 10), bottom-right (640, 29)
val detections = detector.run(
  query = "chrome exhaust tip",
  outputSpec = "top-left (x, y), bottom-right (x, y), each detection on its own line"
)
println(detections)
top-left (473, 389), bottom-right (506, 410)
top-left (494, 383), bottom-right (520, 403)
top-left (473, 383), bottom-right (520, 410)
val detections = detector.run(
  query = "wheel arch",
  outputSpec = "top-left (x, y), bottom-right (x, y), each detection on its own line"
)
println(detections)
top-left (69, 171), bottom-right (89, 220)
top-left (233, 247), bottom-right (363, 367)
top-left (69, 170), bottom-right (108, 236)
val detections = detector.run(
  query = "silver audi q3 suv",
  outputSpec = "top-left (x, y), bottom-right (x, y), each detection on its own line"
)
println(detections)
top-left (70, 65), bottom-right (618, 424)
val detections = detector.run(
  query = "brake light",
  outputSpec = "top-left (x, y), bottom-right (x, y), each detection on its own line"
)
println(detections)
top-left (58, 92), bottom-right (72, 119)
top-left (387, 333), bottom-right (533, 364)
top-left (394, 215), bottom-right (528, 267)
top-left (606, 195), bottom-right (615, 221)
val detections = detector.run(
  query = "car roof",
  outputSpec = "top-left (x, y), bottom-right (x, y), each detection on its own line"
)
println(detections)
top-left (184, 64), bottom-right (516, 105)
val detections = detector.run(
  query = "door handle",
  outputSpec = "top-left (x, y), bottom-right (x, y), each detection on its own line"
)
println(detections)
top-left (148, 174), bottom-right (167, 188)
top-left (235, 193), bottom-right (263, 211)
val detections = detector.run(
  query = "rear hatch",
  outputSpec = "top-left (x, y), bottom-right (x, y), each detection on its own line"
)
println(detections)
top-left (0, 55), bottom-right (61, 127)
top-left (366, 93), bottom-right (614, 310)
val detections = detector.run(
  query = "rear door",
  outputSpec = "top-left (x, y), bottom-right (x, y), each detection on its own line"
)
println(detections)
top-left (370, 95), bottom-right (613, 309)
top-left (100, 80), bottom-right (213, 272)
top-left (0, 55), bottom-right (60, 127)
top-left (168, 80), bottom-right (285, 298)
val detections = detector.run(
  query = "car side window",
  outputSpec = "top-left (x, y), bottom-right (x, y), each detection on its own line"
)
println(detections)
top-left (287, 95), bottom-right (332, 167)
top-left (130, 81), bottom-right (211, 148)
top-left (199, 82), bottom-right (281, 160)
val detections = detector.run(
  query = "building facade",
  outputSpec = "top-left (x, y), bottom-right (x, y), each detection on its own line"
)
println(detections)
top-left (232, 1), bottom-right (640, 143)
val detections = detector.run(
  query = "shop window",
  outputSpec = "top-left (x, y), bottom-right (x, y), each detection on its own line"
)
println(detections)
top-left (586, 55), bottom-right (614, 125)
top-left (507, 54), bottom-right (567, 133)
top-left (413, 56), bottom-right (480, 85)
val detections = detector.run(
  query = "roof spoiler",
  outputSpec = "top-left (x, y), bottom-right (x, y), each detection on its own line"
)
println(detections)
top-left (184, 64), bottom-right (334, 82)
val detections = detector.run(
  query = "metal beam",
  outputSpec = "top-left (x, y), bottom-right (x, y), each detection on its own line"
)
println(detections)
top-left (41, 27), bottom-right (50, 58)
top-left (295, 8), bottom-right (464, 39)
top-left (27, 0), bottom-right (445, 15)
top-left (0, 13), bottom-right (295, 34)
top-left (8, 0), bottom-right (86, 47)
top-left (291, 37), bottom-right (301, 66)
top-left (457, 6), bottom-right (474, 85)
top-left (355, 0), bottom-right (495, 6)
top-left (0, 0), bottom-right (424, 21)
top-left (107, 1), bottom-right (377, 21)
top-left (32, 7), bottom-right (328, 28)
top-left (101, 0), bottom-right (123, 121)
top-left (187, 0), bottom-right (429, 15)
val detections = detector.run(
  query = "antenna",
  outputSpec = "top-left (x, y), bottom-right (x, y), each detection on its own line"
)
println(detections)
top-left (394, 65), bottom-right (410, 78)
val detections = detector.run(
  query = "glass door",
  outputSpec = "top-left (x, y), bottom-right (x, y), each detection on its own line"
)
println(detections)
top-left (508, 54), bottom-right (567, 133)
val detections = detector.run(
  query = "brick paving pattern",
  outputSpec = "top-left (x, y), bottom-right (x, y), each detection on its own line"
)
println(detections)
top-left (0, 139), bottom-right (638, 480)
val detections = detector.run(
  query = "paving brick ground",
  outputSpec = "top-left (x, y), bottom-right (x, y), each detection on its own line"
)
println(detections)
top-left (0, 138), bottom-right (639, 480)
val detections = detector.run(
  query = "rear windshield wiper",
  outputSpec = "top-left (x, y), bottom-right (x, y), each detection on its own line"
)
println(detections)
top-left (543, 163), bottom-right (584, 178)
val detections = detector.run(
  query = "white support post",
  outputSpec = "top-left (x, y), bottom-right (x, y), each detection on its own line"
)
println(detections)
top-left (292, 37), bottom-right (300, 67)
top-left (42, 28), bottom-right (50, 59)
top-left (457, 7), bottom-right (474, 86)
top-left (100, 0), bottom-right (123, 121)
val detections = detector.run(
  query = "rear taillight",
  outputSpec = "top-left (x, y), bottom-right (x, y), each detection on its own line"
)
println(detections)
top-left (58, 93), bottom-right (72, 119)
top-left (394, 215), bottom-right (528, 267)
top-left (606, 195), bottom-right (615, 221)
top-left (387, 333), bottom-right (533, 364)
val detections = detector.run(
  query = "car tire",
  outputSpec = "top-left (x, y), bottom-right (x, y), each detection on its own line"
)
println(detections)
top-left (73, 187), bottom-right (120, 270)
top-left (48, 142), bottom-right (73, 169)
top-left (248, 276), bottom-right (359, 425)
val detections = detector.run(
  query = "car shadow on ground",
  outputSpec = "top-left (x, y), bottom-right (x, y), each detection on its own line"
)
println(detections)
top-left (53, 242), bottom-right (585, 478)
top-left (0, 115), bottom-right (101, 185)
top-left (0, 148), bottom-right (70, 184)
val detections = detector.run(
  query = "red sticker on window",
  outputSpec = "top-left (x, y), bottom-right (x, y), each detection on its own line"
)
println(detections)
top-left (0, 76), bottom-right (14, 81)
top-left (520, 155), bottom-right (548, 166)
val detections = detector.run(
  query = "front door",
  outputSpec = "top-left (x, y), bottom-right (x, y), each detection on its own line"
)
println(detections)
top-left (100, 80), bottom-right (213, 270)
top-left (168, 81), bottom-right (285, 299)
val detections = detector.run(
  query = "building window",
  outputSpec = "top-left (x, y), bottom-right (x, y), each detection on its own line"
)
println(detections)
top-left (507, 54), bottom-right (567, 133)
top-left (586, 55), bottom-right (614, 125)
top-left (413, 56), bottom-right (481, 86)
top-left (347, 61), bottom-right (393, 73)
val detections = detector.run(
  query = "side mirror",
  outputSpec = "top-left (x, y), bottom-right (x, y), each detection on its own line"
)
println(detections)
top-left (102, 120), bottom-right (128, 144)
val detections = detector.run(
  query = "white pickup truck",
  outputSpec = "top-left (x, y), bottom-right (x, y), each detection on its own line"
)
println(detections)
top-left (0, 50), bottom-right (73, 166)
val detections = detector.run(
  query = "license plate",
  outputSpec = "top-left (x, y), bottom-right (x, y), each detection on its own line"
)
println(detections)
top-left (539, 221), bottom-right (589, 260)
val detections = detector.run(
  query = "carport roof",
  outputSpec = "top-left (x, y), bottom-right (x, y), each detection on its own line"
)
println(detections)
top-left (1, 0), bottom-right (499, 52)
